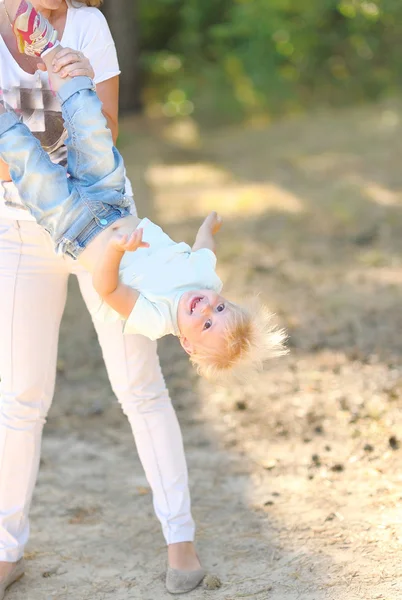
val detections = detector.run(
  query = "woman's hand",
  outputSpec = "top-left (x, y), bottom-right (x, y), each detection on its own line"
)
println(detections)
top-left (38, 47), bottom-right (95, 79)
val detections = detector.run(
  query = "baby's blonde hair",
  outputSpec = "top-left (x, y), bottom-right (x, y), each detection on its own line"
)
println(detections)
top-left (190, 298), bottom-right (288, 381)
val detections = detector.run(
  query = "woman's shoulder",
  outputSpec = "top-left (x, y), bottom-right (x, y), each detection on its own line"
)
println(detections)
top-left (67, 3), bottom-right (110, 34)
top-left (63, 3), bottom-right (119, 80)
top-left (64, 3), bottom-right (115, 50)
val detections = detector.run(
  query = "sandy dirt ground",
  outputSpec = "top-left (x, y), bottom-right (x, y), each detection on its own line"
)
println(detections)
top-left (8, 102), bottom-right (402, 600)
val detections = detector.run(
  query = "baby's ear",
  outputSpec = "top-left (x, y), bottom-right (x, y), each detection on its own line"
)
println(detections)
top-left (179, 337), bottom-right (194, 355)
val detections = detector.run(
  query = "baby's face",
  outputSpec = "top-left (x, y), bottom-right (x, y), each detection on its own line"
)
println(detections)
top-left (177, 289), bottom-right (231, 356)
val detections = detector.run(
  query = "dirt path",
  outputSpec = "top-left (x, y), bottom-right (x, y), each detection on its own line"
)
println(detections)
top-left (9, 103), bottom-right (402, 599)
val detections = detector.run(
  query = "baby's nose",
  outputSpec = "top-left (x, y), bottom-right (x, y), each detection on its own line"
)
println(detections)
top-left (200, 302), bottom-right (211, 315)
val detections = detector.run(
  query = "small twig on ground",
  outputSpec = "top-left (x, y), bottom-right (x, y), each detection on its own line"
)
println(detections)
top-left (223, 570), bottom-right (273, 586)
top-left (230, 586), bottom-right (274, 598)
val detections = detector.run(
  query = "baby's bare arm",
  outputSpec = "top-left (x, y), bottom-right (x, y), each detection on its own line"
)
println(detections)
top-left (92, 229), bottom-right (148, 318)
top-left (192, 212), bottom-right (222, 253)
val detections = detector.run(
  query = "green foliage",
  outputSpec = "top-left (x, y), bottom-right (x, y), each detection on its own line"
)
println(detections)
top-left (139, 0), bottom-right (402, 122)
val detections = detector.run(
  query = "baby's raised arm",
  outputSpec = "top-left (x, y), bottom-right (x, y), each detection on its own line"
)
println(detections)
top-left (192, 212), bottom-right (222, 253)
top-left (92, 229), bottom-right (148, 318)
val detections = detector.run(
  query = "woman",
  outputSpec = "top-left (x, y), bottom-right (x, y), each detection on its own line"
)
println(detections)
top-left (0, 0), bottom-right (202, 595)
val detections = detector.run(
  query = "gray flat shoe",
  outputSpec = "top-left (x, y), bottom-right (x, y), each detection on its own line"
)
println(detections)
top-left (0, 559), bottom-right (25, 600)
top-left (166, 565), bottom-right (205, 594)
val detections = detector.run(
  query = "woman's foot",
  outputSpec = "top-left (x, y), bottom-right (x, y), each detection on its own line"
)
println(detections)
top-left (0, 560), bottom-right (25, 599)
top-left (168, 542), bottom-right (201, 571)
top-left (0, 563), bottom-right (15, 580)
top-left (166, 543), bottom-right (205, 594)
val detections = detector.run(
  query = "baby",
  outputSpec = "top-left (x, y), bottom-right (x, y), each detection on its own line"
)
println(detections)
top-left (0, 0), bottom-right (287, 379)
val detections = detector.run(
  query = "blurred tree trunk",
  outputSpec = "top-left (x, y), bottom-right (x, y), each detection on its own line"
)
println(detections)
top-left (102, 0), bottom-right (141, 113)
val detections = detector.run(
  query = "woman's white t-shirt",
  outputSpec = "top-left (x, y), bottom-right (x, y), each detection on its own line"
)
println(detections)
top-left (0, 1), bottom-right (132, 221)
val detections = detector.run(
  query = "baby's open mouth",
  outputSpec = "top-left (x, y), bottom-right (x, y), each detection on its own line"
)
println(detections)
top-left (190, 296), bottom-right (203, 314)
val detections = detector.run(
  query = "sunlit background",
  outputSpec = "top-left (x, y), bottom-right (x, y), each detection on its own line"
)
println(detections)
top-left (49, 2), bottom-right (402, 598)
top-left (104, 0), bottom-right (400, 122)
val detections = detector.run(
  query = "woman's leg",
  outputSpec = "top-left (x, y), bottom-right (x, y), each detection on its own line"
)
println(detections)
top-left (75, 265), bottom-right (201, 568)
top-left (0, 219), bottom-right (68, 565)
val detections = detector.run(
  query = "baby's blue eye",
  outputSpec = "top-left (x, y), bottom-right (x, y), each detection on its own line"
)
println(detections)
top-left (217, 304), bottom-right (225, 312)
top-left (203, 320), bottom-right (212, 330)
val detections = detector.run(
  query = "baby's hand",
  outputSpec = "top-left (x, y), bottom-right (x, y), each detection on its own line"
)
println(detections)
top-left (109, 228), bottom-right (150, 253)
top-left (203, 211), bottom-right (223, 235)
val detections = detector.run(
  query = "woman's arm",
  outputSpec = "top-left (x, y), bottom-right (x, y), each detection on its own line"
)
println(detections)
top-left (51, 49), bottom-right (119, 142)
top-left (96, 76), bottom-right (119, 143)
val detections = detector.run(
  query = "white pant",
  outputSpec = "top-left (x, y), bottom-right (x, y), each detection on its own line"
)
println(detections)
top-left (0, 218), bottom-right (195, 562)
